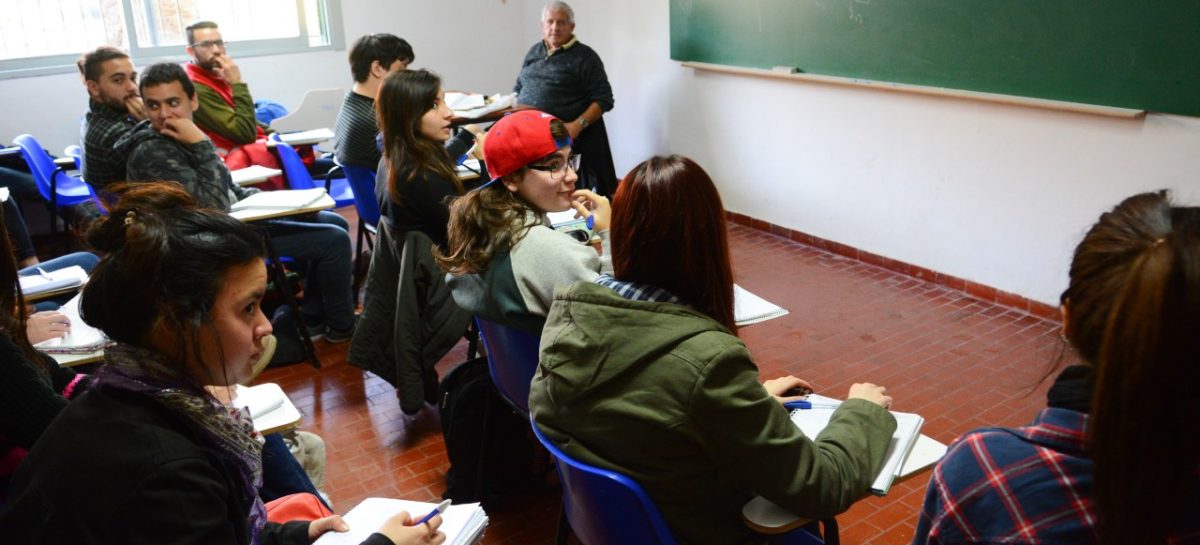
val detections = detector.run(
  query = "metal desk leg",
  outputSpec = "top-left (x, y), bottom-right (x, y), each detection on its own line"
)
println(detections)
top-left (263, 233), bottom-right (321, 369)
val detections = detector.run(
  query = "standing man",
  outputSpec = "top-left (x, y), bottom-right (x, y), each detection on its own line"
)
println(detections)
top-left (183, 20), bottom-right (283, 189)
top-left (514, 1), bottom-right (617, 196)
top-left (78, 46), bottom-right (145, 191)
top-left (334, 34), bottom-right (414, 170)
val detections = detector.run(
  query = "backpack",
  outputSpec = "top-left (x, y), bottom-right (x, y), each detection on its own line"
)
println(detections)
top-left (437, 357), bottom-right (537, 505)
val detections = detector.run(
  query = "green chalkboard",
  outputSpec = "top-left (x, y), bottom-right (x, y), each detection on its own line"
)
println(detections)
top-left (669, 1), bottom-right (1200, 116)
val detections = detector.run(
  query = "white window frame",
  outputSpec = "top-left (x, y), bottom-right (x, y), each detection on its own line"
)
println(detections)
top-left (0, 0), bottom-right (344, 80)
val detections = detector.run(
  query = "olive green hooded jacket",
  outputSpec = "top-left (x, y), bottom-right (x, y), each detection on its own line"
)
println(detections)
top-left (530, 282), bottom-right (897, 544)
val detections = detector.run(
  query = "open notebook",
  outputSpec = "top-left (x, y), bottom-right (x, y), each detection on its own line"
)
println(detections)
top-left (313, 498), bottom-right (487, 545)
top-left (19, 265), bottom-right (88, 298)
top-left (231, 188), bottom-right (327, 212)
top-left (789, 394), bottom-right (924, 495)
top-left (34, 292), bottom-right (109, 354)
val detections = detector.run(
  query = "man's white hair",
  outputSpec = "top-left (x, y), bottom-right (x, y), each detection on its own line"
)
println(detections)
top-left (543, 1), bottom-right (575, 23)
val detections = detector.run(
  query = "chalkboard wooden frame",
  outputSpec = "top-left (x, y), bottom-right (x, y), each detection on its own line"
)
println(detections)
top-left (683, 61), bottom-right (1144, 118)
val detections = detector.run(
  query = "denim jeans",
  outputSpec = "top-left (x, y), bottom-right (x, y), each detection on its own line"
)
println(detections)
top-left (264, 210), bottom-right (354, 332)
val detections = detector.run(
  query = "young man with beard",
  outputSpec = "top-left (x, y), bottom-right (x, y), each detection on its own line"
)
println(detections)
top-left (183, 21), bottom-right (284, 189)
top-left (78, 46), bottom-right (145, 191)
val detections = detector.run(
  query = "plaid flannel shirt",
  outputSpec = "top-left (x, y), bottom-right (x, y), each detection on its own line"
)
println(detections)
top-left (81, 100), bottom-right (136, 190)
top-left (914, 407), bottom-right (1200, 544)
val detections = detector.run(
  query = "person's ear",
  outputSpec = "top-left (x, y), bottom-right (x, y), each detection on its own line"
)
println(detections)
top-left (189, 95), bottom-right (199, 113)
top-left (85, 79), bottom-right (100, 100)
top-left (502, 172), bottom-right (522, 193)
top-left (369, 60), bottom-right (385, 79)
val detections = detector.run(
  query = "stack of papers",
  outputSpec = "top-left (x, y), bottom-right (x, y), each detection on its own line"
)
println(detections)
top-left (19, 265), bottom-right (88, 299)
top-left (445, 92), bottom-right (486, 111)
top-left (733, 284), bottom-right (789, 326)
top-left (313, 498), bottom-right (487, 545)
top-left (451, 93), bottom-right (516, 119)
top-left (231, 188), bottom-right (327, 212)
top-left (34, 293), bottom-right (109, 354)
top-left (788, 394), bottom-right (924, 495)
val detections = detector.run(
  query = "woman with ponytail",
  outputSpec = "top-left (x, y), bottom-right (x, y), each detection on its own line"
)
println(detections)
top-left (914, 190), bottom-right (1200, 544)
top-left (0, 183), bottom-right (445, 545)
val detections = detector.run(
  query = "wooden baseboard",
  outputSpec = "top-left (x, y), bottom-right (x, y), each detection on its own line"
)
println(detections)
top-left (725, 212), bottom-right (1059, 322)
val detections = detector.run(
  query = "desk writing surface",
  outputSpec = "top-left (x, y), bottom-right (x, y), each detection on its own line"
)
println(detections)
top-left (52, 350), bottom-right (104, 367)
top-left (231, 192), bottom-right (336, 222)
top-left (268, 128), bottom-right (336, 147)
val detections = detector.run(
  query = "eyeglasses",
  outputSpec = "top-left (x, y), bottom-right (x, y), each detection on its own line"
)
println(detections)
top-left (527, 154), bottom-right (581, 181)
top-left (191, 39), bottom-right (226, 50)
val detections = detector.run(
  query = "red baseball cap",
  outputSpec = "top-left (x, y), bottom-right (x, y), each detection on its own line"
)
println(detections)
top-left (483, 110), bottom-right (572, 183)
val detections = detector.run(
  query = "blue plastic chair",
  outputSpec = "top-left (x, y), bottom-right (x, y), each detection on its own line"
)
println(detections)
top-left (267, 133), bottom-right (354, 208)
top-left (12, 134), bottom-right (100, 233)
top-left (475, 317), bottom-right (541, 416)
top-left (531, 420), bottom-right (681, 545)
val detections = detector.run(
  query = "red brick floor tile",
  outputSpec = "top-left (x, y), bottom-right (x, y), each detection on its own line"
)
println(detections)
top-left (254, 218), bottom-right (1064, 544)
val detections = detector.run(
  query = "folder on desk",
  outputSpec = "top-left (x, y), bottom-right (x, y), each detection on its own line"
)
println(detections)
top-left (231, 188), bottom-right (327, 212)
top-left (313, 498), bottom-right (487, 545)
top-left (19, 265), bottom-right (88, 298)
top-left (789, 394), bottom-right (924, 495)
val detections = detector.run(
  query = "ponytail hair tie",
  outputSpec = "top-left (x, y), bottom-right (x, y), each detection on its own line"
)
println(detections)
top-left (124, 210), bottom-right (137, 226)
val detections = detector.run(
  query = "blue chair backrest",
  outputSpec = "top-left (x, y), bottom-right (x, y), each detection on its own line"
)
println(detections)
top-left (531, 421), bottom-right (680, 545)
top-left (12, 134), bottom-right (96, 204)
top-left (475, 317), bottom-right (540, 415)
top-left (268, 133), bottom-right (319, 190)
top-left (12, 134), bottom-right (61, 201)
top-left (340, 163), bottom-right (381, 228)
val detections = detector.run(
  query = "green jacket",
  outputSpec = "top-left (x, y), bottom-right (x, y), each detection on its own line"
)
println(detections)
top-left (530, 282), bottom-right (897, 545)
top-left (193, 82), bottom-right (267, 149)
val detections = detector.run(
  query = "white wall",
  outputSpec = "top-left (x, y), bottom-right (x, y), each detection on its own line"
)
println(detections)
top-left (582, 0), bottom-right (1200, 305)
top-left (3, 0), bottom-right (1197, 305)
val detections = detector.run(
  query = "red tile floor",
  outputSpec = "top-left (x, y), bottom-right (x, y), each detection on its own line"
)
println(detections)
top-left (255, 217), bottom-right (1069, 545)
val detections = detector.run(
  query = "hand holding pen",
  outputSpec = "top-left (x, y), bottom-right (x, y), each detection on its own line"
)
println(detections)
top-left (374, 505), bottom-right (447, 545)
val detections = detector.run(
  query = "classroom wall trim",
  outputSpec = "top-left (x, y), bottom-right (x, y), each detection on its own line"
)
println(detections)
top-left (726, 211), bottom-right (1060, 323)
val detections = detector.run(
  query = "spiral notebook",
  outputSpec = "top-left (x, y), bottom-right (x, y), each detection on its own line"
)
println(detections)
top-left (313, 498), bottom-right (487, 545)
top-left (734, 284), bottom-right (789, 326)
top-left (789, 394), bottom-right (924, 495)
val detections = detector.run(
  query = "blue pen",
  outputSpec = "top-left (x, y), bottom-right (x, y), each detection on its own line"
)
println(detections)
top-left (585, 214), bottom-right (594, 230)
top-left (783, 400), bottom-right (812, 410)
top-left (415, 499), bottom-right (451, 526)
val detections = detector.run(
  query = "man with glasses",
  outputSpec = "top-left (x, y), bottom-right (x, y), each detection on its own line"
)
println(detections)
top-left (183, 20), bottom-right (284, 189)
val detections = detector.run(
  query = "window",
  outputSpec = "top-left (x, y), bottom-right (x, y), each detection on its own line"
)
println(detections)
top-left (0, 0), bottom-right (342, 79)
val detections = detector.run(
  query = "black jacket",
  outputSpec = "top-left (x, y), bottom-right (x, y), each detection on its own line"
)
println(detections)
top-left (0, 384), bottom-right (310, 544)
